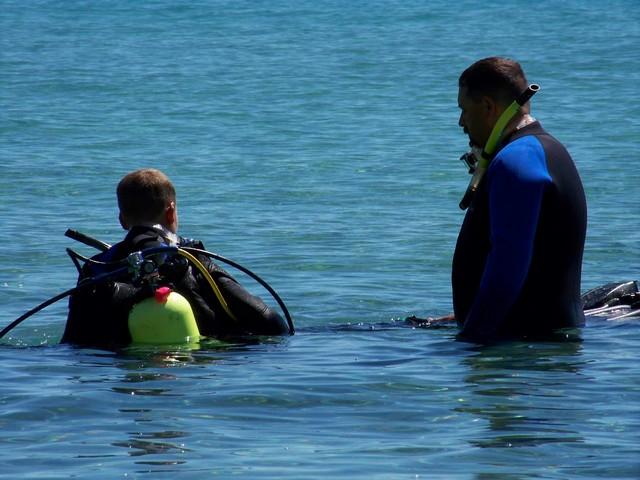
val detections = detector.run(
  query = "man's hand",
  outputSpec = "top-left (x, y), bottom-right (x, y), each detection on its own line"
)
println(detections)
top-left (405, 313), bottom-right (456, 327)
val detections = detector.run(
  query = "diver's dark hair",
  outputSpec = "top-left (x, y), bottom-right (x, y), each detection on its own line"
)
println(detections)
top-left (459, 57), bottom-right (528, 105)
top-left (117, 169), bottom-right (176, 224)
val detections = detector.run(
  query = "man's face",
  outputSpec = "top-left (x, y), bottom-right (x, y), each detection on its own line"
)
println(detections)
top-left (457, 86), bottom-right (494, 149)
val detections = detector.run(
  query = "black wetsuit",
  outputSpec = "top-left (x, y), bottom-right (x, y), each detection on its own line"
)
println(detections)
top-left (61, 226), bottom-right (289, 347)
top-left (452, 121), bottom-right (587, 342)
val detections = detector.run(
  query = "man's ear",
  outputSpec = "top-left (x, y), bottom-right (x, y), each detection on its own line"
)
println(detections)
top-left (165, 201), bottom-right (178, 231)
top-left (481, 95), bottom-right (504, 123)
top-left (119, 212), bottom-right (129, 230)
top-left (481, 95), bottom-right (497, 115)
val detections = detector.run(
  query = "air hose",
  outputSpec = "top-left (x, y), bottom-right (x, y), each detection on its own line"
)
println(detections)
top-left (0, 265), bottom-right (129, 339)
top-left (181, 246), bottom-right (295, 335)
top-left (1, 241), bottom-right (295, 340)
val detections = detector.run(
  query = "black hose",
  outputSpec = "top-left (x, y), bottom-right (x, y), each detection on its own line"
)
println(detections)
top-left (0, 246), bottom-right (178, 340)
top-left (0, 266), bottom-right (129, 340)
top-left (182, 247), bottom-right (295, 335)
top-left (126, 245), bottom-right (295, 334)
top-left (1, 243), bottom-right (294, 340)
top-left (65, 229), bottom-right (111, 252)
top-left (66, 248), bottom-right (84, 274)
top-left (0, 288), bottom-right (79, 339)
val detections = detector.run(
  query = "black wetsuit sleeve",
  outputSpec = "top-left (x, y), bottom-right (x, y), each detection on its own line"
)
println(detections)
top-left (200, 260), bottom-right (288, 335)
top-left (217, 276), bottom-right (289, 335)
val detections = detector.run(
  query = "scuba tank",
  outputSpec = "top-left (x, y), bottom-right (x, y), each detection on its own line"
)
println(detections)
top-left (128, 286), bottom-right (200, 344)
top-left (65, 245), bottom-right (204, 346)
top-left (107, 247), bottom-right (206, 345)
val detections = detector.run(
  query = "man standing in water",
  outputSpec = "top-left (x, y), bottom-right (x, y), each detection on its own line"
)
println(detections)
top-left (451, 57), bottom-right (587, 343)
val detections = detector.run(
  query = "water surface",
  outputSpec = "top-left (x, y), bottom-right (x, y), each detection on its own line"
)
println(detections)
top-left (1, 1), bottom-right (639, 478)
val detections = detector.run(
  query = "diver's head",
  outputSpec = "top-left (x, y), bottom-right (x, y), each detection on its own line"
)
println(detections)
top-left (458, 57), bottom-right (529, 148)
top-left (117, 169), bottom-right (179, 233)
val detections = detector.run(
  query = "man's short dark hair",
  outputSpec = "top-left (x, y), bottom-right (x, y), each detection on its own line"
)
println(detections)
top-left (459, 57), bottom-right (528, 105)
top-left (117, 169), bottom-right (176, 224)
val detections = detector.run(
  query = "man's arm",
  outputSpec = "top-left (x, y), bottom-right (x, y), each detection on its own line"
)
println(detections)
top-left (217, 276), bottom-right (289, 335)
top-left (200, 258), bottom-right (289, 335)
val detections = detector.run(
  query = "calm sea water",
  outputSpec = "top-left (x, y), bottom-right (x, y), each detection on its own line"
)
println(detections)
top-left (1, 1), bottom-right (639, 478)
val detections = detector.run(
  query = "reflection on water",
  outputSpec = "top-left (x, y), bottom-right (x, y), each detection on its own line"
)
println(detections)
top-left (113, 430), bottom-right (190, 460)
top-left (458, 340), bottom-right (586, 450)
top-left (103, 340), bottom-right (284, 465)
top-left (1, 322), bottom-right (638, 479)
top-left (108, 344), bottom-right (235, 397)
top-left (120, 372), bottom-right (177, 383)
top-left (111, 386), bottom-right (177, 396)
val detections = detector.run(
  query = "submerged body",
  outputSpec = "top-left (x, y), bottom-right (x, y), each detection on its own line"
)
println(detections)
top-left (452, 121), bottom-right (587, 341)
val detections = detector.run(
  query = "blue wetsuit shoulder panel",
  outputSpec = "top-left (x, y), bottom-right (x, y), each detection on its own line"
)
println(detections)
top-left (460, 135), bottom-right (552, 340)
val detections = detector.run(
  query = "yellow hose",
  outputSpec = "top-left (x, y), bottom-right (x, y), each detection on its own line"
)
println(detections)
top-left (176, 248), bottom-right (237, 322)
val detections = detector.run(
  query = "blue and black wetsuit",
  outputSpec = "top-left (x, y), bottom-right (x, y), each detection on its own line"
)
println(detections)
top-left (452, 121), bottom-right (587, 342)
top-left (61, 226), bottom-right (288, 347)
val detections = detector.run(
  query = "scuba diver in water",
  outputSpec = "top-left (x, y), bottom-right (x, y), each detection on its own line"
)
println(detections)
top-left (433, 57), bottom-right (588, 343)
top-left (61, 168), bottom-right (290, 347)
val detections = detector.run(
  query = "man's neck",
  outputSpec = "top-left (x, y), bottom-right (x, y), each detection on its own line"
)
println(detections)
top-left (130, 223), bottom-right (180, 246)
top-left (502, 113), bottom-right (536, 141)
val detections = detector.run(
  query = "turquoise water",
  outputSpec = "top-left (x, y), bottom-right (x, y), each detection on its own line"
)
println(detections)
top-left (1, 1), bottom-right (639, 478)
